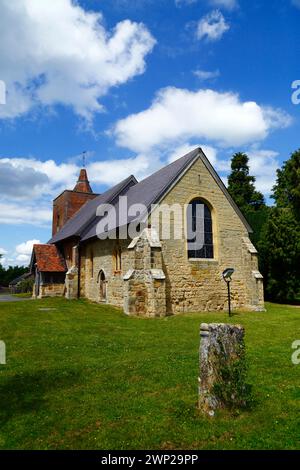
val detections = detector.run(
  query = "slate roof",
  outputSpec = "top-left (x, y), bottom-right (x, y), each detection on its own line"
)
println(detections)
top-left (81, 148), bottom-right (200, 241)
top-left (49, 175), bottom-right (137, 244)
top-left (9, 272), bottom-right (33, 286)
top-left (49, 147), bottom-right (252, 245)
top-left (30, 245), bottom-right (67, 272)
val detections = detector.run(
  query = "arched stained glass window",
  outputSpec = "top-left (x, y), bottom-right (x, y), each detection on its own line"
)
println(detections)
top-left (187, 199), bottom-right (214, 259)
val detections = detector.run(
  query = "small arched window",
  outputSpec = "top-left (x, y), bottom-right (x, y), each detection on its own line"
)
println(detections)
top-left (187, 199), bottom-right (214, 259)
top-left (113, 246), bottom-right (122, 273)
top-left (56, 213), bottom-right (60, 233)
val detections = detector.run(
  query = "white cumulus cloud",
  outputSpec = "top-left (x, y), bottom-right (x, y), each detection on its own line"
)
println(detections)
top-left (196, 10), bottom-right (230, 41)
top-left (14, 239), bottom-right (41, 265)
top-left (247, 148), bottom-right (280, 196)
top-left (113, 86), bottom-right (292, 153)
top-left (0, 154), bottom-right (156, 226)
top-left (0, 0), bottom-right (155, 122)
top-left (0, 157), bottom-right (80, 201)
top-left (193, 69), bottom-right (220, 81)
top-left (167, 143), bottom-right (218, 166)
top-left (16, 239), bottom-right (41, 256)
top-left (88, 154), bottom-right (153, 185)
top-left (0, 202), bottom-right (52, 226)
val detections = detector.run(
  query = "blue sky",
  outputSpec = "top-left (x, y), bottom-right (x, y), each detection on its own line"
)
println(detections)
top-left (0, 0), bottom-right (299, 266)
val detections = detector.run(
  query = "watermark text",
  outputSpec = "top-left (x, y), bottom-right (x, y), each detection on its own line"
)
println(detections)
top-left (291, 80), bottom-right (300, 105)
top-left (96, 198), bottom-right (206, 251)
top-left (291, 340), bottom-right (300, 365)
top-left (0, 341), bottom-right (6, 365)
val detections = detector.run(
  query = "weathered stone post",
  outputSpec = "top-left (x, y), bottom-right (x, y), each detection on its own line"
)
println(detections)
top-left (65, 245), bottom-right (79, 300)
top-left (198, 323), bottom-right (248, 414)
top-left (65, 266), bottom-right (78, 299)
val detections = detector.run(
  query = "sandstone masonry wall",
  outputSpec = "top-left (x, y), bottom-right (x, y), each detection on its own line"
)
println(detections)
top-left (150, 157), bottom-right (264, 313)
top-left (79, 157), bottom-right (264, 314)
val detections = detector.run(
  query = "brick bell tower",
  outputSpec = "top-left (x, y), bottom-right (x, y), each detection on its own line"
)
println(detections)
top-left (52, 167), bottom-right (98, 235)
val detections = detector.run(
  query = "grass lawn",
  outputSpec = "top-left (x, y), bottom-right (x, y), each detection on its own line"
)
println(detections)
top-left (0, 298), bottom-right (299, 450)
top-left (12, 293), bottom-right (32, 298)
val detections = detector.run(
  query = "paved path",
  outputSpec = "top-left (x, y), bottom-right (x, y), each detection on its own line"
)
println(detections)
top-left (0, 294), bottom-right (32, 302)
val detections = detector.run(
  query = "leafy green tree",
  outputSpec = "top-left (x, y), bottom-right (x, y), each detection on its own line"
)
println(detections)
top-left (0, 254), bottom-right (5, 285)
top-left (0, 261), bottom-right (28, 287)
top-left (18, 277), bottom-right (34, 293)
top-left (227, 152), bottom-right (267, 252)
top-left (245, 205), bottom-right (271, 251)
top-left (258, 207), bottom-right (300, 302)
top-left (258, 150), bottom-right (300, 301)
top-left (272, 149), bottom-right (300, 219)
top-left (228, 152), bottom-right (265, 215)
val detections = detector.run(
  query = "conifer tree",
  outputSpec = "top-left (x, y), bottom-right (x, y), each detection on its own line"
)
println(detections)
top-left (227, 152), bottom-right (265, 215)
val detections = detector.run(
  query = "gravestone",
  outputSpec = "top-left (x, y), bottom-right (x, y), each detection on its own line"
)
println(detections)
top-left (198, 323), bottom-right (248, 415)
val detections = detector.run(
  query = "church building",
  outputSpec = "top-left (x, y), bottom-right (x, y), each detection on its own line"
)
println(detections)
top-left (30, 148), bottom-right (264, 315)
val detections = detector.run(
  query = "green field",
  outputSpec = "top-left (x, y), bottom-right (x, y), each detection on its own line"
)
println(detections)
top-left (0, 298), bottom-right (299, 450)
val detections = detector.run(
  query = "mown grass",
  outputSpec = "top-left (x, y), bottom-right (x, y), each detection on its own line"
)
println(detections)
top-left (0, 298), bottom-right (299, 450)
top-left (12, 293), bottom-right (32, 298)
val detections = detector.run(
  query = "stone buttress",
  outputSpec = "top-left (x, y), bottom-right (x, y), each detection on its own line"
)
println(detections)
top-left (123, 229), bottom-right (167, 317)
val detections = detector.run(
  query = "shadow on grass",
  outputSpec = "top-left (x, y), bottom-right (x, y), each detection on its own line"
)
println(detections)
top-left (0, 368), bottom-right (82, 424)
top-left (264, 296), bottom-right (300, 306)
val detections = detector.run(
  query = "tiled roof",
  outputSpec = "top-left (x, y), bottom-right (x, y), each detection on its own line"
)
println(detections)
top-left (31, 244), bottom-right (67, 272)
top-left (73, 168), bottom-right (93, 193)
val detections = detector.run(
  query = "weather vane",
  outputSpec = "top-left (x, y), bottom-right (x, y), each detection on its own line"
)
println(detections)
top-left (82, 150), bottom-right (87, 168)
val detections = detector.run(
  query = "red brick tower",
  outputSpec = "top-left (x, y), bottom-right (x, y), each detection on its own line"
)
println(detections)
top-left (52, 168), bottom-right (97, 235)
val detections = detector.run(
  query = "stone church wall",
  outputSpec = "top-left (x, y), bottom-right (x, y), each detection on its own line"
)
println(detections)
top-left (80, 238), bottom-right (130, 308)
top-left (150, 157), bottom-right (264, 314)
top-left (78, 157), bottom-right (264, 314)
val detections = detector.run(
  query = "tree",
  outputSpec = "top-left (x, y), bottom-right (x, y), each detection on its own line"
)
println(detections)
top-left (227, 152), bottom-right (267, 252)
top-left (258, 150), bottom-right (300, 302)
top-left (0, 262), bottom-right (28, 287)
top-left (258, 207), bottom-right (300, 302)
top-left (272, 149), bottom-right (300, 219)
top-left (246, 205), bottom-right (271, 252)
top-left (228, 152), bottom-right (265, 216)
top-left (18, 277), bottom-right (34, 293)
